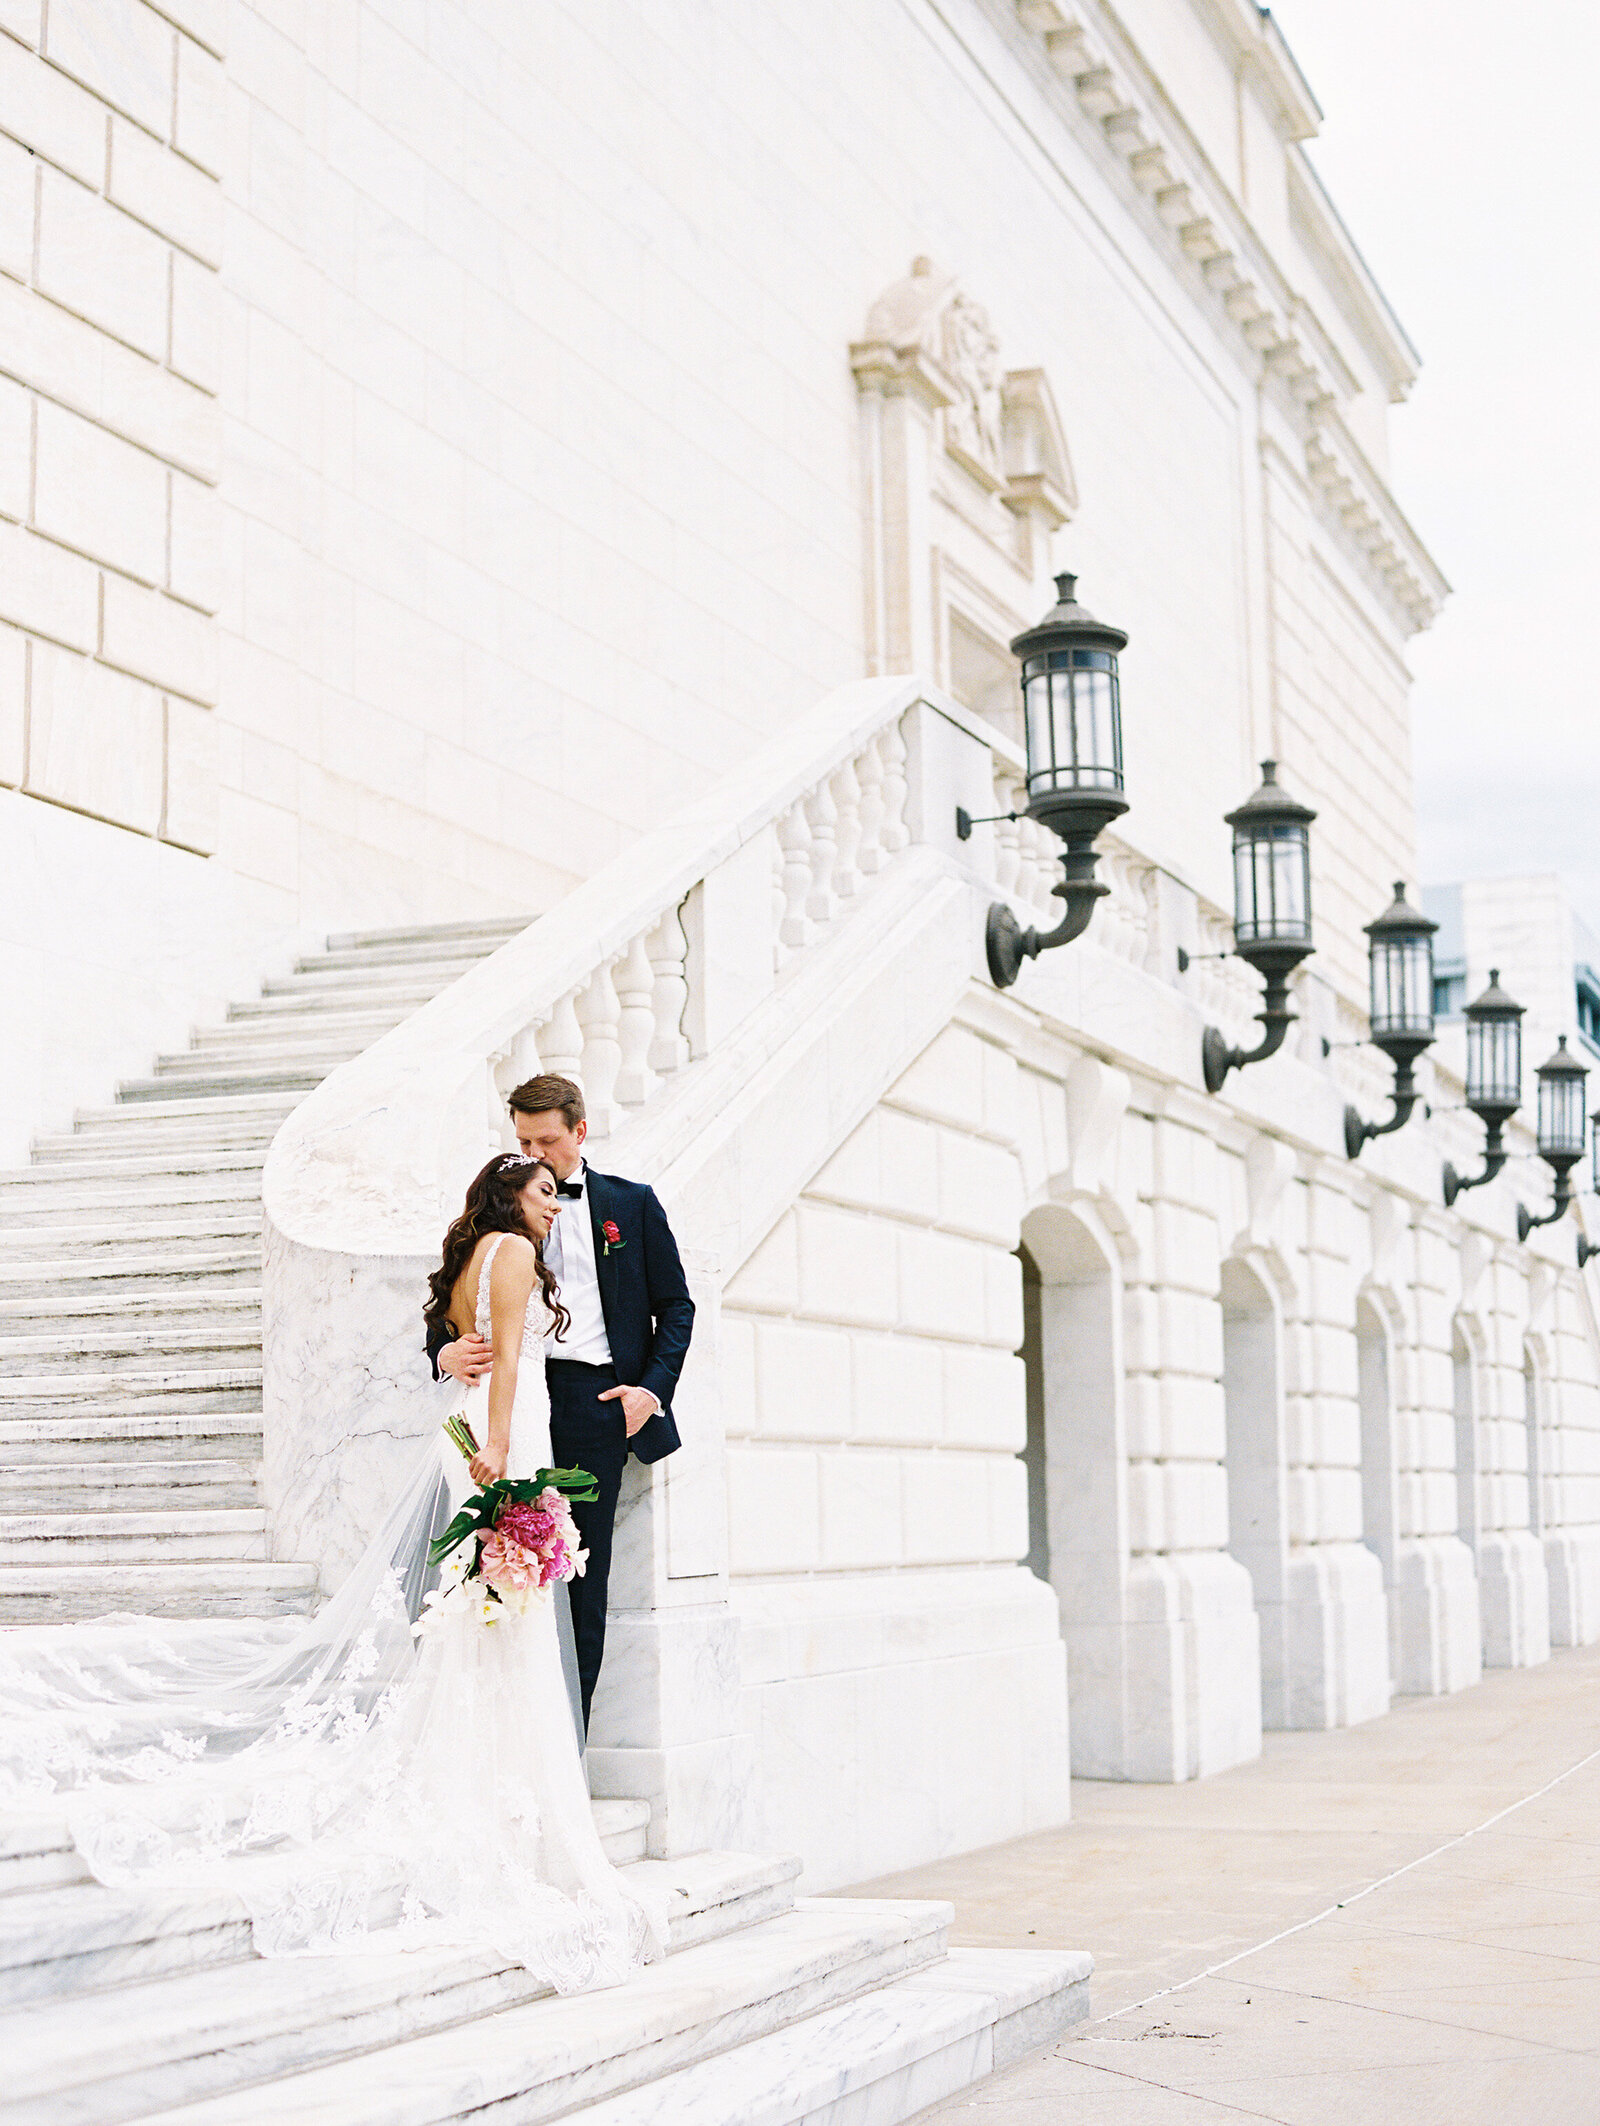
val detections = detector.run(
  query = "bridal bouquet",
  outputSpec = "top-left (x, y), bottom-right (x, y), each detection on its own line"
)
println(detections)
top-left (416, 1418), bottom-right (599, 1633)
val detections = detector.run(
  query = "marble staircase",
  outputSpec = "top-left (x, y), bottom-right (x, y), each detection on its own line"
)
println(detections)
top-left (0, 846), bottom-right (1093, 2119)
top-left (0, 917), bottom-right (528, 1624)
top-left (0, 1771), bottom-right (1087, 2124)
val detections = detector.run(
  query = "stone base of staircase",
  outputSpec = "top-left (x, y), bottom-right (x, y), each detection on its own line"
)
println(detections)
top-left (0, 916), bottom-right (1094, 2121)
top-left (0, 1790), bottom-right (1089, 2126)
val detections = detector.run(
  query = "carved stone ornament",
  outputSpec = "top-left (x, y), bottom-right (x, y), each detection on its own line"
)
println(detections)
top-left (851, 258), bottom-right (1076, 519)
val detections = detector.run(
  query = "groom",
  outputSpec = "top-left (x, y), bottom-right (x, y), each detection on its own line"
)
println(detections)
top-left (427, 1074), bottom-right (694, 1730)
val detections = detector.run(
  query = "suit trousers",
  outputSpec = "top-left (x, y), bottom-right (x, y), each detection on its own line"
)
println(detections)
top-left (546, 1358), bottom-right (628, 1733)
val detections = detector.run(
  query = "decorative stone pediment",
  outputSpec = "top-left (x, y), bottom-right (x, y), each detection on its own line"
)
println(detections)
top-left (850, 260), bottom-right (1078, 721)
top-left (851, 258), bottom-right (1076, 518)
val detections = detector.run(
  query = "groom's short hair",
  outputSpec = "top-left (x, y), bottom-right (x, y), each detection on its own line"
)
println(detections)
top-left (507, 1073), bottom-right (586, 1129)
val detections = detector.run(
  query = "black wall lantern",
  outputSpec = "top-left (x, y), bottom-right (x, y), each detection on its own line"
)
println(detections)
top-left (1518, 1036), bottom-right (1589, 1242)
top-left (1200, 761), bottom-right (1317, 1094)
top-left (1441, 970), bottom-right (1523, 1205)
top-left (963, 573), bottom-right (1129, 990)
top-left (1345, 882), bottom-right (1438, 1159)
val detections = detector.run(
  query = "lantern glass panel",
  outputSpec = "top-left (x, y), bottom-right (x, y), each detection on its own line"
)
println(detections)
top-left (1538, 1066), bottom-right (1588, 1159)
top-left (1466, 1013), bottom-right (1521, 1110)
top-left (1234, 824), bottom-right (1311, 946)
top-left (1023, 649), bottom-right (1123, 800)
top-left (1592, 1111), bottom-right (1600, 1194)
top-left (1370, 933), bottom-right (1434, 1040)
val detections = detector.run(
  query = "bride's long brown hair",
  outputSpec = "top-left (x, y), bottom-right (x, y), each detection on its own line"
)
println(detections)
top-left (425, 1153), bottom-right (570, 1345)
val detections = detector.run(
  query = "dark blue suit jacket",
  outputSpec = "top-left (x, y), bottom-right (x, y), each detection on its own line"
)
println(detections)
top-left (425, 1168), bottom-right (693, 1464)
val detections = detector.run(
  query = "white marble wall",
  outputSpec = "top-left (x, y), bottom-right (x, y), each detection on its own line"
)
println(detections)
top-left (720, 1022), bottom-right (1072, 1890)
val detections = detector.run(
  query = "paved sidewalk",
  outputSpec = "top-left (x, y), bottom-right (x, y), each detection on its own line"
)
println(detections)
top-left (850, 1641), bottom-right (1600, 2123)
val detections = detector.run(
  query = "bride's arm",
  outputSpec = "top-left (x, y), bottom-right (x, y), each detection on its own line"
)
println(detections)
top-left (468, 1236), bottom-right (538, 1487)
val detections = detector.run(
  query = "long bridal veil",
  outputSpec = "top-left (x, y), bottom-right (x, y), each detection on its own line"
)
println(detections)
top-left (0, 1434), bottom-right (664, 1991)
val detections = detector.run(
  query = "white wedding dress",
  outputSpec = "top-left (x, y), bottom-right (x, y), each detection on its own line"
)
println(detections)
top-left (0, 1235), bottom-right (665, 1992)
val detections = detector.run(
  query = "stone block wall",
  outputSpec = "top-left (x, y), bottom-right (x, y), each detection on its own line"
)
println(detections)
top-left (0, 0), bottom-right (223, 847)
top-left (722, 1020), bottom-right (1070, 1889)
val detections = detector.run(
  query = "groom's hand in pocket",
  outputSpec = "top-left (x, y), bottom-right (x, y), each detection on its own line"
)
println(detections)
top-left (600, 1384), bottom-right (660, 1438)
top-left (440, 1334), bottom-right (493, 1385)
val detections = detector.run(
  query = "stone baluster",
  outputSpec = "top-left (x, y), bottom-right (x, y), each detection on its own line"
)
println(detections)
top-left (778, 801), bottom-right (813, 949)
top-left (830, 755), bottom-right (863, 901)
top-left (855, 741), bottom-right (886, 875)
top-left (576, 959), bottom-right (624, 1137)
top-left (1022, 816), bottom-right (1056, 912)
top-left (878, 721), bottom-right (910, 853)
top-left (771, 834), bottom-right (789, 970)
top-left (486, 1051), bottom-right (513, 1150)
top-left (804, 777), bottom-right (838, 923)
top-left (491, 1021), bottom-right (544, 1111)
top-left (613, 932), bottom-right (659, 1108)
top-left (541, 988), bottom-right (585, 1081)
top-left (647, 902), bottom-right (692, 1074)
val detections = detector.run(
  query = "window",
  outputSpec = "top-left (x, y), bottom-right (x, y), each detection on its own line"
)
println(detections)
top-left (1575, 968), bottom-right (1600, 1056)
top-left (1433, 971), bottom-right (1466, 1018)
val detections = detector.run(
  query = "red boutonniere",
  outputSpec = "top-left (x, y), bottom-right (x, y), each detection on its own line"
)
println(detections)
top-left (601, 1220), bottom-right (624, 1256)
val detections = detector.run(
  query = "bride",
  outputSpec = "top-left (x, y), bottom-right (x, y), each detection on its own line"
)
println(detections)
top-left (0, 1150), bottom-right (666, 1993)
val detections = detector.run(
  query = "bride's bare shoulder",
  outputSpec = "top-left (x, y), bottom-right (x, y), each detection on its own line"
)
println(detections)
top-left (488, 1232), bottom-right (538, 1283)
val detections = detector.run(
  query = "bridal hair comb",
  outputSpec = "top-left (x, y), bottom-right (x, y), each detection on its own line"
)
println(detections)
top-left (500, 1152), bottom-right (541, 1170)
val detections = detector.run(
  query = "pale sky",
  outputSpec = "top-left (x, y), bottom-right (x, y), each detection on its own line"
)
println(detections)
top-left (1266, 1), bottom-right (1600, 929)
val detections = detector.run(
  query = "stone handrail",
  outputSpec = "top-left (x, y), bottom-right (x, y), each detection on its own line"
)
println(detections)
top-left (263, 676), bottom-right (929, 1258)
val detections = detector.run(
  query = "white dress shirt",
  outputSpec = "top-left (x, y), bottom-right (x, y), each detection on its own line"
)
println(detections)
top-left (545, 1163), bottom-right (614, 1366)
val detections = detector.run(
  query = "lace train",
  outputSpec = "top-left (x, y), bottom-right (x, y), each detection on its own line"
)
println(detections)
top-left (0, 1290), bottom-right (665, 1991)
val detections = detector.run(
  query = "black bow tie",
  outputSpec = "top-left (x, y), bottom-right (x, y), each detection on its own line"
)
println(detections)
top-left (556, 1179), bottom-right (583, 1198)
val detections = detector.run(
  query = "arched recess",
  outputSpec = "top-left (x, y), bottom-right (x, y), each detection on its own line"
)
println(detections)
top-left (1220, 1256), bottom-right (1287, 1727)
top-left (1452, 1319), bottom-right (1482, 1562)
top-left (1018, 1201), bottom-right (1127, 1778)
top-left (1357, 1295), bottom-right (1399, 1684)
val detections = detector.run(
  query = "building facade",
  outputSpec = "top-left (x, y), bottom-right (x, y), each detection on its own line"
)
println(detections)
top-left (4, 0), bottom-right (1599, 1896)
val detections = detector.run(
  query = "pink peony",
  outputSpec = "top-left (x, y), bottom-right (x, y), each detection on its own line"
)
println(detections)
top-left (496, 1500), bottom-right (555, 1549)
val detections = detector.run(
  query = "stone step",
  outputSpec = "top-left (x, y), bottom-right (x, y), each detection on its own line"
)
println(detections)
top-left (322, 916), bottom-right (530, 952)
top-left (226, 980), bottom-right (454, 1021)
top-left (290, 941), bottom-right (514, 977)
top-left (173, 1029), bottom-right (406, 1071)
top-left (0, 1414), bottom-right (262, 1462)
top-left (70, 1093), bottom-right (302, 1134)
top-left (0, 1801), bottom-right (664, 2010)
top-left (120, 1899), bottom-right (951, 2126)
top-left (0, 1214), bottom-right (262, 1255)
top-left (560, 1947), bottom-right (1093, 2126)
top-left (0, 1287), bottom-right (259, 1328)
top-left (0, 1182), bottom-right (262, 1231)
top-left (0, 1460), bottom-right (259, 1511)
top-left (189, 1009), bottom-right (413, 1056)
top-left (0, 1250), bottom-right (259, 1300)
top-left (0, 1846), bottom-right (801, 2123)
top-left (0, 1559), bottom-right (316, 1623)
top-left (0, 1506), bottom-right (269, 1564)
top-left (5, 1146), bottom-right (268, 1184)
top-left (0, 1369), bottom-right (261, 1419)
top-left (34, 1118), bottom-right (286, 1160)
top-left (255, 967), bottom-right (490, 1008)
top-left (117, 1066), bottom-right (331, 1102)
top-left (145, 1053), bottom-right (360, 1088)
top-left (0, 1324), bottom-right (260, 1373)
top-left (0, 1796), bottom-right (648, 1902)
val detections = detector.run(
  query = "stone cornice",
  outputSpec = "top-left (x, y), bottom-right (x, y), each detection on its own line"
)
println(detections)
top-left (1000, 0), bottom-right (1445, 633)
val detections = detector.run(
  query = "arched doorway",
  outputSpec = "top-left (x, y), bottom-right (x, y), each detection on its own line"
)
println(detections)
top-left (1017, 1205), bottom-right (1124, 1778)
top-left (1221, 1258), bottom-right (1287, 1727)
